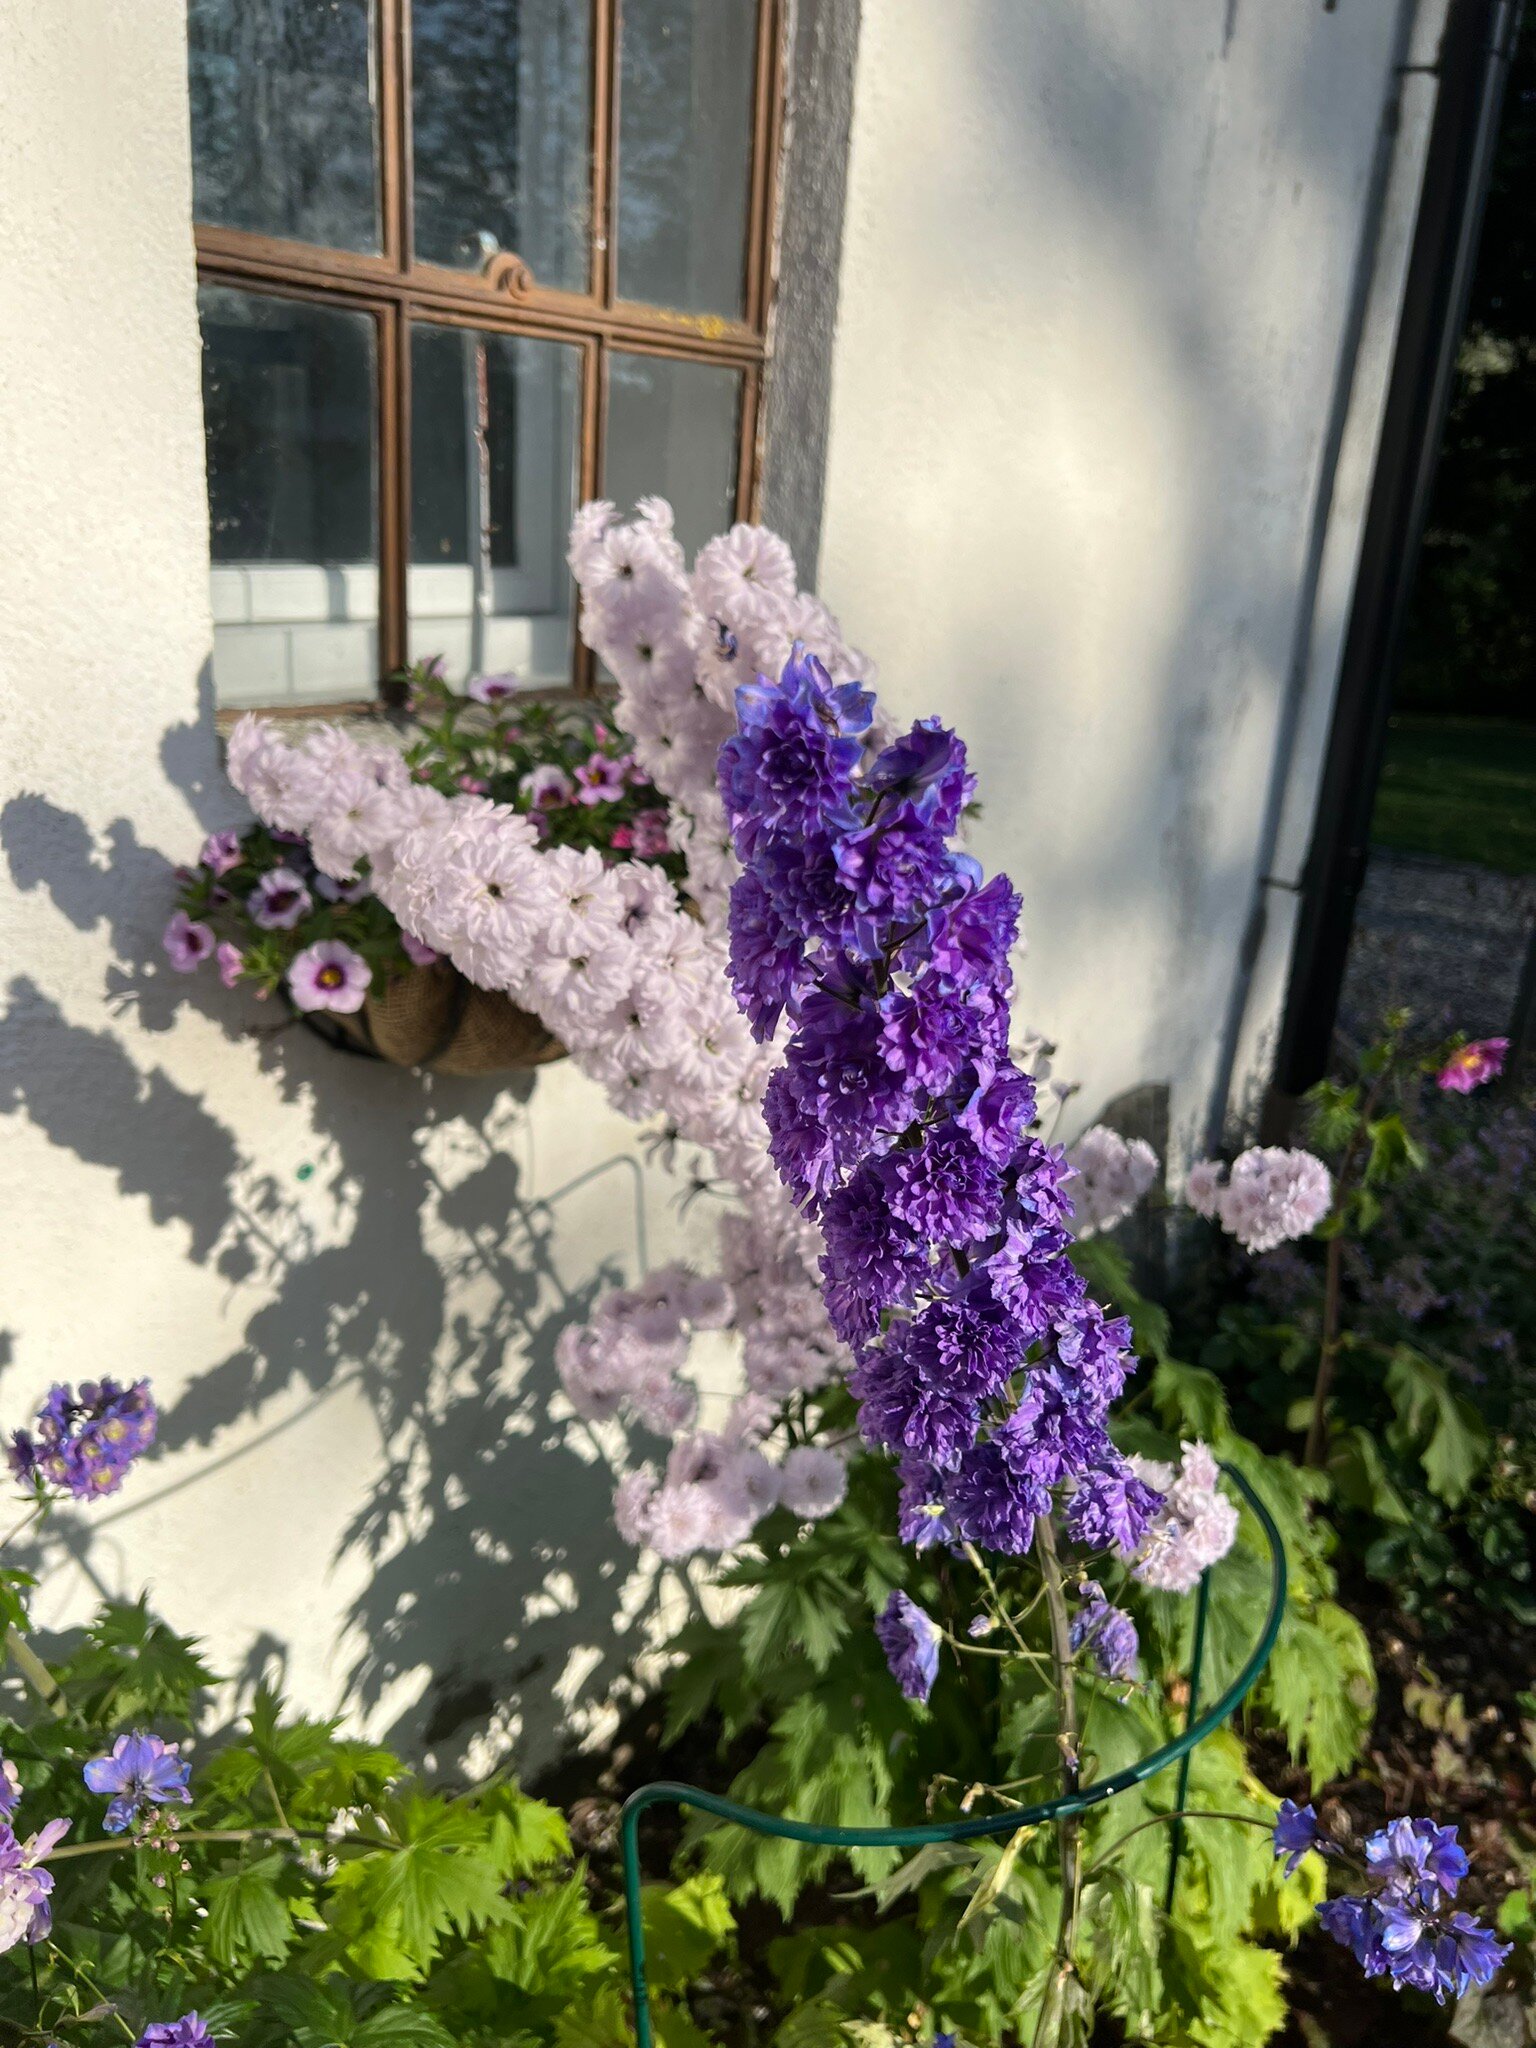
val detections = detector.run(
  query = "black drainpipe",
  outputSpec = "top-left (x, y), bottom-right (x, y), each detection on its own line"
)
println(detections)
top-left (1271, 0), bottom-right (1523, 1101)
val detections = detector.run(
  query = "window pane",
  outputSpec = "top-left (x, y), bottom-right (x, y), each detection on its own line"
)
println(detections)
top-left (409, 326), bottom-right (580, 686)
top-left (412, 0), bottom-right (590, 290)
top-left (605, 353), bottom-right (741, 558)
top-left (616, 0), bottom-right (757, 317)
top-left (187, 0), bottom-right (379, 252)
top-left (200, 286), bottom-right (378, 707)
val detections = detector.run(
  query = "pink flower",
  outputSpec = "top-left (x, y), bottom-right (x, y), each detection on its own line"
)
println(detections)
top-left (198, 831), bottom-right (242, 876)
top-left (467, 672), bottom-right (519, 705)
top-left (400, 930), bottom-right (439, 967)
top-left (457, 775), bottom-right (489, 795)
top-left (521, 764), bottom-right (575, 810)
top-left (575, 753), bottom-right (628, 806)
top-left (248, 867), bottom-right (312, 930)
top-left (610, 825), bottom-right (635, 850)
top-left (631, 808), bottom-right (672, 859)
top-left (287, 940), bottom-right (371, 1014)
top-left (162, 912), bottom-right (214, 973)
top-left (1437, 1037), bottom-right (1509, 1094)
top-left (215, 942), bottom-right (244, 989)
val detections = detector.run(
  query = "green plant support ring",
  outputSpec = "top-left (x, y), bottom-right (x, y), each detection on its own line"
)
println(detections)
top-left (619, 1461), bottom-right (1286, 2046)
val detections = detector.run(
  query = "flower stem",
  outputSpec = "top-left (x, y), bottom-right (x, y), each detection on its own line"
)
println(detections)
top-left (1030, 1515), bottom-right (1080, 2048)
top-left (6, 1627), bottom-right (67, 1719)
top-left (1303, 1231), bottom-right (1345, 1469)
top-left (1086, 1807), bottom-right (1274, 1875)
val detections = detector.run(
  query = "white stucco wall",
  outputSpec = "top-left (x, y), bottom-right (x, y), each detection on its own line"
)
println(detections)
top-left (0, 0), bottom-right (1452, 1759)
top-left (0, 0), bottom-right (696, 1769)
top-left (816, 0), bottom-right (1447, 1159)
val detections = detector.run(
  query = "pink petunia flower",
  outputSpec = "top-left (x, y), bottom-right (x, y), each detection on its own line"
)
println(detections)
top-left (574, 753), bottom-right (628, 806)
top-left (1436, 1037), bottom-right (1509, 1094)
top-left (248, 867), bottom-right (313, 930)
top-left (287, 940), bottom-right (371, 1014)
top-left (163, 912), bottom-right (214, 973)
top-left (400, 930), bottom-right (439, 967)
top-left (197, 831), bottom-right (242, 876)
top-left (467, 672), bottom-right (519, 705)
top-left (215, 941), bottom-right (244, 989)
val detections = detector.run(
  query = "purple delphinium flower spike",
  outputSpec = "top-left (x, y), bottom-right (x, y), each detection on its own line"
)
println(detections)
top-left (1272, 1799), bottom-right (1322, 1878)
top-left (83, 1732), bottom-right (192, 1834)
top-left (718, 648), bottom-right (1161, 1564)
top-left (0, 1816), bottom-right (70, 1952)
top-left (1068, 1583), bottom-right (1138, 1679)
top-left (874, 1589), bottom-right (941, 1704)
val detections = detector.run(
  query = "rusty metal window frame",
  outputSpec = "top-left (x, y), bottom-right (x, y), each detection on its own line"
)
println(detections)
top-left (195, 0), bottom-right (785, 712)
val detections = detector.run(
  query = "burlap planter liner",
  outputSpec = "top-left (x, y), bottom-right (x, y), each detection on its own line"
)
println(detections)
top-left (313, 961), bottom-right (566, 1075)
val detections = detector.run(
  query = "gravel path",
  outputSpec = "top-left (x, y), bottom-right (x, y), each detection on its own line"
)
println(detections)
top-left (1339, 849), bottom-right (1535, 1043)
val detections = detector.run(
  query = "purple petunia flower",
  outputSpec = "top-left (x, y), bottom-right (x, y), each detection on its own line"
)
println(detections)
top-left (215, 941), bottom-right (244, 990)
top-left (197, 831), bottom-right (242, 876)
top-left (314, 871), bottom-right (370, 905)
top-left (874, 1589), bottom-right (941, 1704)
top-left (248, 866), bottom-right (313, 930)
top-left (574, 752), bottom-right (629, 806)
top-left (9, 1380), bottom-right (157, 1501)
top-left (163, 911), bottom-right (215, 973)
top-left (287, 940), bottom-right (371, 1014)
top-left (83, 1732), bottom-right (192, 1835)
top-left (134, 2016), bottom-right (215, 2048)
top-left (400, 929), bottom-right (439, 968)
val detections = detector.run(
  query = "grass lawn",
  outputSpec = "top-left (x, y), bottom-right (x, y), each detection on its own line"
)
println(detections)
top-left (1371, 713), bottom-right (1536, 874)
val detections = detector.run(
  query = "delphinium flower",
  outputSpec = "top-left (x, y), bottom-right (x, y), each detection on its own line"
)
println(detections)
top-left (875, 1590), bottom-right (942, 1703)
top-left (0, 1756), bottom-right (19, 1819)
top-left (1125, 1440), bottom-right (1238, 1594)
top-left (286, 939), bottom-right (372, 1015)
top-left (718, 646), bottom-right (1161, 1567)
top-left (1274, 1805), bottom-right (1508, 2003)
top-left (135, 2018), bottom-right (215, 2048)
top-left (1065, 1125), bottom-right (1160, 1238)
top-left (1436, 1035), bottom-right (1509, 1094)
top-left (1185, 1146), bottom-right (1333, 1254)
top-left (9, 1380), bottom-right (158, 1500)
top-left (162, 910), bottom-right (214, 973)
top-left (0, 1815), bottom-right (69, 1952)
top-left (83, 1731), bottom-right (192, 1834)
top-left (1069, 1582), bottom-right (1138, 1679)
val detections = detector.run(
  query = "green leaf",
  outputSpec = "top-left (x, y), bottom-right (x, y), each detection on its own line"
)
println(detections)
top-left (1363, 1112), bottom-right (1427, 1187)
top-left (203, 1853), bottom-right (298, 1967)
top-left (1385, 1346), bottom-right (1490, 1504)
top-left (638, 1873), bottom-right (735, 1993)
top-left (57, 1596), bottom-right (217, 1720)
top-left (327, 1791), bottom-right (510, 1978)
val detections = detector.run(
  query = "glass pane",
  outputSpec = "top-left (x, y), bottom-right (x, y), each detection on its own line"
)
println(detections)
top-left (412, 0), bottom-right (590, 290)
top-left (616, 0), bottom-right (757, 317)
top-left (187, 0), bottom-right (379, 252)
top-left (199, 286), bottom-right (378, 707)
top-left (605, 353), bottom-right (741, 559)
top-left (409, 325), bottom-right (580, 686)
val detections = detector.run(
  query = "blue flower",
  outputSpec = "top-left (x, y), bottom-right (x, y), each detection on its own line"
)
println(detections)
top-left (134, 2017), bottom-right (214, 2048)
top-left (1364, 1815), bottom-right (1468, 1902)
top-left (9, 1381), bottom-right (157, 1502)
top-left (1271, 1799), bottom-right (1321, 1877)
top-left (83, 1732), bottom-right (192, 1834)
top-left (1068, 1584), bottom-right (1139, 1679)
top-left (874, 1590), bottom-right (941, 1704)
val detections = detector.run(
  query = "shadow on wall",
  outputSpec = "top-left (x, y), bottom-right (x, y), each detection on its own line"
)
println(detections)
top-left (0, 690), bottom-right (675, 1768)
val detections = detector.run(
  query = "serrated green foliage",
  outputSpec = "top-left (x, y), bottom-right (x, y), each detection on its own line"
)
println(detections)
top-left (1385, 1344), bottom-right (1489, 1505)
top-left (0, 1595), bottom-right (729, 2048)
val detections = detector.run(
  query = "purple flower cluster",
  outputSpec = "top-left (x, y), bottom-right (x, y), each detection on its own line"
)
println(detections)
top-left (1273, 1801), bottom-right (1508, 2002)
top-left (9, 1380), bottom-right (157, 1501)
top-left (83, 1732), bottom-right (192, 1835)
top-left (1069, 1583), bottom-right (1138, 1679)
top-left (719, 650), bottom-right (1160, 1561)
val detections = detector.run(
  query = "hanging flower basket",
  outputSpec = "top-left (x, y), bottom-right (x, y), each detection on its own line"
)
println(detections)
top-left (295, 959), bottom-right (566, 1076)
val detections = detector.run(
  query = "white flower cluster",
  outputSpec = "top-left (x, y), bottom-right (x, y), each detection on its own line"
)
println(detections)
top-left (225, 500), bottom-right (865, 1565)
top-left (1065, 1124), bottom-right (1160, 1238)
top-left (616, 1428), bottom-right (847, 1562)
top-left (1185, 1146), bottom-right (1333, 1255)
top-left (568, 497), bottom-right (871, 925)
top-left (1127, 1440), bottom-right (1239, 1593)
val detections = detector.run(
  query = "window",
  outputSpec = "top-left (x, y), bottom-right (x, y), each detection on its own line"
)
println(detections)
top-left (188, 0), bottom-right (783, 710)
